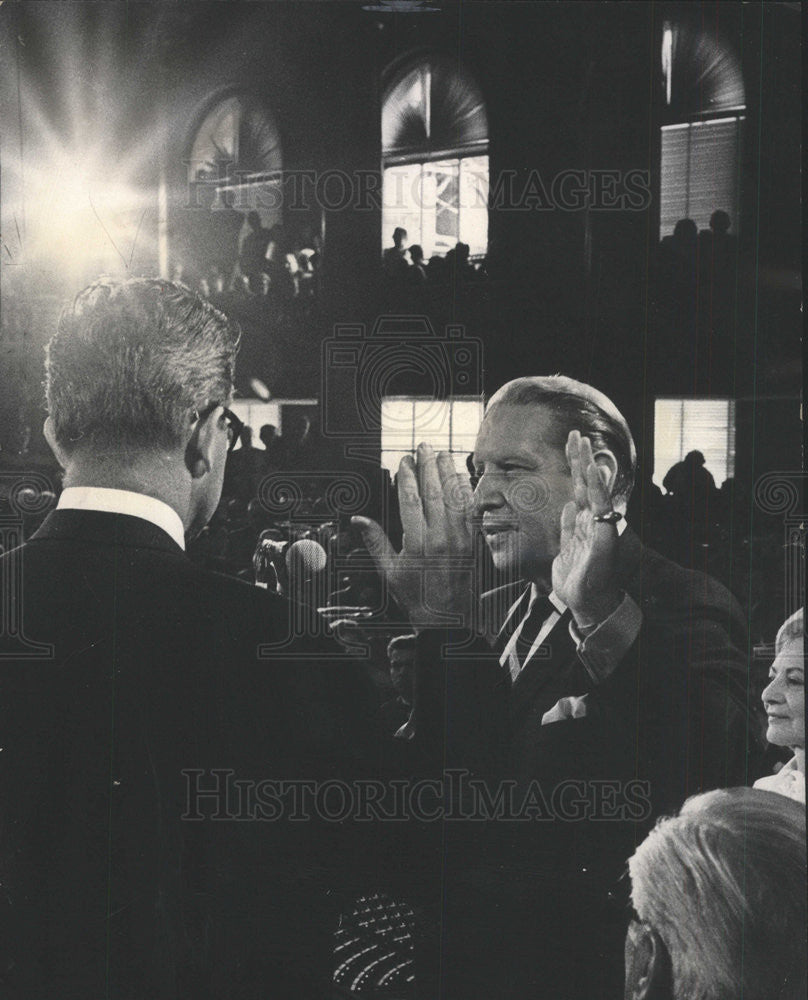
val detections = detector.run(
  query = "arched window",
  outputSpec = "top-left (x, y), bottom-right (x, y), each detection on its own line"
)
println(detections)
top-left (381, 55), bottom-right (489, 258)
top-left (659, 22), bottom-right (745, 236)
top-left (188, 91), bottom-right (283, 209)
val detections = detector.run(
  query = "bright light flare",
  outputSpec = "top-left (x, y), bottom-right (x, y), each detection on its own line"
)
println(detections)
top-left (23, 152), bottom-right (148, 280)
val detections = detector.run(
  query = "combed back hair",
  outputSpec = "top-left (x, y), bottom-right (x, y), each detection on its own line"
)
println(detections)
top-left (628, 788), bottom-right (807, 1000)
top-left (46, 277), bottom-right (240, 455)
top-left (485, 375), bottom-right (637, 502)
top-left (776, 606), bottom-right (804, 654)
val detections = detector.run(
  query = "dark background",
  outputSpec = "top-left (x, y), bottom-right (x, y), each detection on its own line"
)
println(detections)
top-left (0, 1), bottom-right (802, 643)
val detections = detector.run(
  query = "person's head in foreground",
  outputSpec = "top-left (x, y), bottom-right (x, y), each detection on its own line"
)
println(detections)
top-left (472, 375), bottom-right (636, 584)
top-left (45, 277), bottom-right (241, 539)
top-left (625, 787), bottom-right (807, 1000)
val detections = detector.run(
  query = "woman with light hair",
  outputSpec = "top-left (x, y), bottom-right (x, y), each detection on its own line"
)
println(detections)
top-left (754, 606), bottom-right (804, 803)
top-left (625, 788), bottom-right (806, 1000)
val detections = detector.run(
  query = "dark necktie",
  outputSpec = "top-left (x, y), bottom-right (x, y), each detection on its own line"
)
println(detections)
top-left (513, 593), bottom-right (556, 672)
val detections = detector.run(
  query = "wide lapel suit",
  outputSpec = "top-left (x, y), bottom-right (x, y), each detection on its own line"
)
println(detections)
top-left (477, 527), bottom-right (753, 801)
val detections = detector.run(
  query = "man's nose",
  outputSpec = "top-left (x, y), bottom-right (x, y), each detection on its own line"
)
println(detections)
top-left (472, 471), bottom-right (507, 513)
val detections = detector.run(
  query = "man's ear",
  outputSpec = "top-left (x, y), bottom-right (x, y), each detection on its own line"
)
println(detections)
top-left (592, 448), bottom-right (619, 499)
top-left (624, 922), bottom-right (671, 1000)
top-left (185, 407), bottom-right (221, 480)
top-left (43, 417), bottom-right (68, 469)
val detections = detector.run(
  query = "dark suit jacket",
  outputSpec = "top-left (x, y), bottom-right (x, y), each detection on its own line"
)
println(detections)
top-left (0, 509), bottom-right (378, 999)
top-left (409, 528), bottom-right (758, 999)
top-left (417, 527), bottom-right (755, 814)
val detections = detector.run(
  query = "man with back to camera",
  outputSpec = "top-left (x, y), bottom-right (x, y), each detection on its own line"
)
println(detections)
top-left (0, 278), bottom-right (378, 999)
top-left (354, 374), bottom-right (755, 998)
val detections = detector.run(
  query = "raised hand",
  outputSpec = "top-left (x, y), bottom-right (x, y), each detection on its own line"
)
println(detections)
top-left (552, 430), bottom-right (622, 629)
top-left (352, 444), bottom-right (476, 632)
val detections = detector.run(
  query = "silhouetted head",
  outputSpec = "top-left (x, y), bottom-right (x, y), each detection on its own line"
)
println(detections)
top-left (259, 424), bottom-right (277, 447)
top-left (247, 211), bottom-right (262, 232)
top-left (710, 210), bottom-right (731, 235)
top-left (685, 450), bottom-right (705, 466)
top-left (392, 227), bottom-right (407, 248)
top-left (672, 219), bottom-right (698, 244)
top-left (410, 244), bottom-right (424, 264)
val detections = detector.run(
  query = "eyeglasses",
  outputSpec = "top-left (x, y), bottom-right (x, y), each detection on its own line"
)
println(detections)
top-left (193, 403), bottom-right (244, 453)
top-left (221, 407), bottom-right (244, 452)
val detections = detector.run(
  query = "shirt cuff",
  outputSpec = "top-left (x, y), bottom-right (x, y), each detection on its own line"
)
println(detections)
top-left (568, 593), bottom-right (643, 684)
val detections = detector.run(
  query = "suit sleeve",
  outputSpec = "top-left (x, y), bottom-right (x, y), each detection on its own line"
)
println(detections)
top-left (599, 576), bottom-right (757, 815)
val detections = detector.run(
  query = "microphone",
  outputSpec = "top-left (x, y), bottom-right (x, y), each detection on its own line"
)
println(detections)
top-left (254, 535), bottom-right (327, 595)
top-left (285, 538), bottom-right (327, 575)
top-left (284, 539), bottom-right (328, 611)
top-left (258, 536), bottom-right (327, 573)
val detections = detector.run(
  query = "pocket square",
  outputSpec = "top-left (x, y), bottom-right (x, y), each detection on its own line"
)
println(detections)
top-left (541, 694), bottom-right (589, 725)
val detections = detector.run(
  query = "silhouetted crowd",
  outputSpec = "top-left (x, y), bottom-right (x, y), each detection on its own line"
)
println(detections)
top-left (382, 227), bottom-right (487, 286)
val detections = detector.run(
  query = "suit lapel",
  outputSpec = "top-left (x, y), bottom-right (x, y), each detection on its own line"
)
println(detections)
top-left (508, 529), bottom-right (644, 732)
top-left (492, 586), bottom-right (532, 657)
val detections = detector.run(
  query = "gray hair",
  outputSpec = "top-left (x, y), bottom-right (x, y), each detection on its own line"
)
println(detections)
top-left (46, 277), bottom-right (240, 454)
top-left (628, 787), bottom-right (807, 1000)
top-left (776, 607), bottom-right (804, 655)
top-left (485, 375), bottom-right (636, 502)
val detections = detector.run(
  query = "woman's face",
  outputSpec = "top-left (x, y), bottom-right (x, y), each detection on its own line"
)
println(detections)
top-left (761, 635), bottom-right (804, 749)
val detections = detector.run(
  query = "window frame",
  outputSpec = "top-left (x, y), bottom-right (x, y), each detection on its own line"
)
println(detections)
top-left (380, 394), bottom-right (485, 476)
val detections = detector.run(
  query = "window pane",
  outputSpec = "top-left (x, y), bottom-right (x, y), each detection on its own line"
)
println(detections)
top-left (659, 125), bottom-right (691, 237)
top-left (459, 156), bottom-right (489, 257)
top-left (381, 451), bottom-right (413, 475)
top-left (450, 399), bottom-right (485, 452)
top-left (382, 66), bottom-right (427, 153)
top-left (412, 399), bottom-right (451, 449)
top-left (425, 160), bottom-right (460, 255)
top-left (654, 397), bottom-right (735, 488)
top-left (380, 396), bottom-right (483, 474)
top-left (381, 398), bottom-right (415, 451)
top-left (686, 118), bottom-right (742, 234)
top-left (382, 164), bottom-right (422, 252)
top-left (384, 156), bottom-right (489, 260)
top-left (660, 118), bottom-right (743, 237)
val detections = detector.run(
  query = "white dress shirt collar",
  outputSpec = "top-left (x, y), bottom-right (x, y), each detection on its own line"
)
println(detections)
top-left (57, 486), bottom-right (186, 550)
